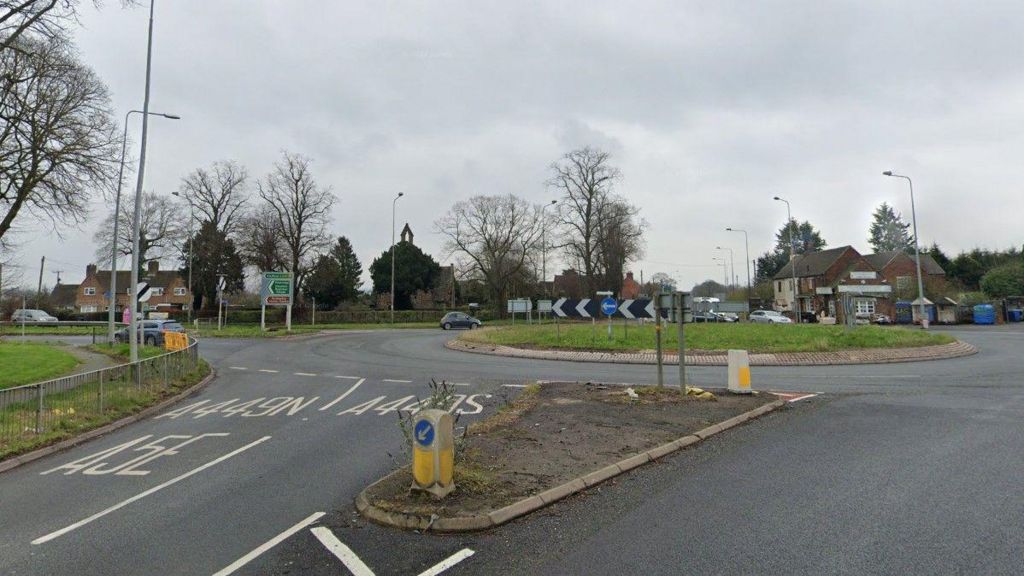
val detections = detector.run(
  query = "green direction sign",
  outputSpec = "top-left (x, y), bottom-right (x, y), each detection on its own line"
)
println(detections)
top-left (260, 271), bottom-right (293, 305)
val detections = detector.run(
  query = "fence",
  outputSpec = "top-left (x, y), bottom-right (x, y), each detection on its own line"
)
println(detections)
top-left (0, 336), bottom-right (200, 457)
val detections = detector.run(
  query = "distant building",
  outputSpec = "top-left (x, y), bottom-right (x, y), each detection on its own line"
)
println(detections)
top-left (70, 261), bottom-right (191, 314)
top-left (620, 271), bottom-right (641, 299)
top-left (772, 246), bottom-right (889, 321)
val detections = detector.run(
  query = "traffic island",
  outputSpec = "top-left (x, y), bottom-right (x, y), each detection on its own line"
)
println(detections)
top-left (356, 382), bottom-right (786, 532)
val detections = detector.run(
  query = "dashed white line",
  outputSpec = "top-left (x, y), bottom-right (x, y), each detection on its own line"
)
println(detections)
top-left (311, 526), bottom-right (375, 576)
top-left (32, 436), bottom-right (272, 545)
top-left (258, 369), bottom-right (279, 374)
top-left (229, 366), bottom-right (248, 371)
top-left (319, 379), bottom-right (365, 411)
top-left (294, 372), bottom-right (317, 377)
top-left (334, 375), bottom-right (361, 380)
top-left (417, 548), bottom-right (476, 576)
top-left (212, 511), bottom-right (326, 576)
top-left (382, 379), bottom-right (413, 384)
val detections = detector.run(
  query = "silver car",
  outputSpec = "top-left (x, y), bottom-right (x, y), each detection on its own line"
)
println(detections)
top-left (10, 309), bottom-right (58, 322)
top-left (749, 310), bottom-right (793, 324)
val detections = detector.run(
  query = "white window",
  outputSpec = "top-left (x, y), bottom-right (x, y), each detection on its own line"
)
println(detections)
top-left (151, 287), bottom-right (164, 296)
top-left (174, 287), bottom-right (187, 296)
top-left (80, 305), bottom-right (97, 313)
top-left (855, 298), bottom-right (876, 315)
top-left (84, 287), bottom-right (96, 296)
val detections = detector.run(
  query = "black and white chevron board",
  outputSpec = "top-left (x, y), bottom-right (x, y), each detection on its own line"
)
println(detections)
top-left (551, 297), bottom-right (658, 319)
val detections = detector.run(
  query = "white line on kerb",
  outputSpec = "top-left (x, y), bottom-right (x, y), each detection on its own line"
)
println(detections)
top-left (319, 379), bottom-right (365, 411)
top-left (293, 372), bottom-right (317, 377)
top-left (382, 379), bottom-right (413, 383)
top-left (502, 384), bottom-right (528, 388)
top-left (32, 436), bottom-right (272, 545)
top-left (258, 369), bottom-right (278, 374)
top-left (311, 527), bottom-right (375, 576)
top-left (228, 366), bottom-right (248, 370)
top-left (451, 383), bottom-right (471, 387)
top-left (418, 548), bottom-right (476, 576)
top-left (212, 511), bottom-right (325, 576)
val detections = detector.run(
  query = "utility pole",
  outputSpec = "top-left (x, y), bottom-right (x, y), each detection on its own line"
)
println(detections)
top-left (36, 256), bottom-right (45, 308)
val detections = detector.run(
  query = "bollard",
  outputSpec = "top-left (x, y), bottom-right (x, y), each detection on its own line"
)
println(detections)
top-left (727, 349), bottom-right (753, 394)
top-left (411, 409), bottom-right (455, 498)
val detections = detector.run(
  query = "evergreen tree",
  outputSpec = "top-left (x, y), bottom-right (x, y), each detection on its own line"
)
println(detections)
top-left (180, 221), bottom-right (245, 311)
top-left (868, 202), bottom-right (914, 253)
top-left (303, 254), bottom-right (346, 309)
top-left (370, 241), bottom-right (441, 310)
top-left (775, 218), bottom-right (827, 255)
top-left (924, 242), bottom-right (951, 271)
top-left (330, 236), bottom-right (363, 302)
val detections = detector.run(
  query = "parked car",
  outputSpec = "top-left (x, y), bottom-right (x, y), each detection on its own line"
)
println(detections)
top-left (692, 312), bottom-right (726, 323)
top-left (871, 313), bottom-right (893, 325)
top-left (114, 319), bottom-right (185, 346)
top-left (749, 310), bottom-right (793, 324)
top-left (715, 312), bottom-right (740, 322)
top-left (440, 312), bottom-right (482, 330)
top-left (10, 309), bottom-right (58, 322)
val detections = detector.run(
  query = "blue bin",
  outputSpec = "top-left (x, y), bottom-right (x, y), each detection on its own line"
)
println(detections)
top-left (973, 304), bottom-right (996, 325)
top-left (1009, 309), bottom-right (1023, 323)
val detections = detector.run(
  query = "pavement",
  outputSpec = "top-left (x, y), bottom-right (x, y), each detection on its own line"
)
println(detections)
top-left (0, 325), bottom-right (1021, 575)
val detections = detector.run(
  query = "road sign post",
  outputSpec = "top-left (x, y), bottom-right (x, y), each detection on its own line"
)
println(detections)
top-left (599, 292), bottom-right (616, 341)
top-left (677, 291), bottom-right (687, 390)
top-left (654, 291), bottom-right (664, 387)
top-left (411, 409), bottom-right (455, 498)
top-left (260, 272), bottom-right (294, 332)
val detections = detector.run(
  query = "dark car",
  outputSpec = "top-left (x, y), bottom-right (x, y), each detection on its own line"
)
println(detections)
top-left (692, 312), bottom-right (729, 323)
top-left (115, 319), bottom-right (186, 346)
top-left (440, 312), bottom-right (482, 330)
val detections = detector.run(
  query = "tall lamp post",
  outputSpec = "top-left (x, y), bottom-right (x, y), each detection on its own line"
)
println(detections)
top-left (773, 196), bottom-right (800, 323)
top-left (541, 199), bottom-right (557, 296)
top-left (128, 0), bottom-right (159, 363)
top-left (171, 191), bottom-right (195, 324)
top-left (390, 192), bottom-right (404, 324)
top-left (883, 170), bottom-right (928, 329)
top-left (725, 227), bottom-right (751, 302)
top-left (712, 257), bottom-right (728, 286)
top-left (107, 109), bottom-right (179, 344)
top-left (715, 246), bottom-right (735, 288)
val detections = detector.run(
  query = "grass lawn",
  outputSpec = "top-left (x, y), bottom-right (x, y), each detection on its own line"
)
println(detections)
top-left (194, 321), bottom-right (443, 338)
top-left (87, 343), bottom-right (167, 361)
top-left (0, 342), bottom-right (80, 389)
top-left (459, 322), bottom-right (955, 353)
top-left (0, 325), bottom-right (98, 336)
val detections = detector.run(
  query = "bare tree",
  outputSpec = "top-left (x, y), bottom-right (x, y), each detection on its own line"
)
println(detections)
top-left (256, 152), bottom-right (334, 290)
top-left (1, 1), bottom-right (135, 54)
top-left (93, 191), bottom-right (185, 271)
top-left (0, 35), bottom-right (119, 244)
top-left (177, 160), bottom-right (249, 238)
top-left (435, 194), bottom-right (543, 310)
top-left (549, 147), bottom-right (644, 293)
top-left (238, 203), bottom-right (286, 273)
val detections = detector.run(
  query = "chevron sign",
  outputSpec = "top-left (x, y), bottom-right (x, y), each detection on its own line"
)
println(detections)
top-left (552, 297), bottom-right (657, 319)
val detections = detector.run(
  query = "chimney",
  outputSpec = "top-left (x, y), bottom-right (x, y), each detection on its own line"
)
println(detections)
top-left (147, 260), bottom-right (159, 275)
top-left (86, 263), bottom-right (97, 277)
top-left (626, 272), bottom-right (634, 281)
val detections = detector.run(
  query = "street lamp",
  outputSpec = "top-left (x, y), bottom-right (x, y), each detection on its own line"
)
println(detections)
top-left (128, 0), bottom-right (162, 363)
top-left (107, 110), bottom-right (179, 344)
top-left (715, 246), bottom-right (735, 288)
top-left (541, 199), bottom-right (557, 296)
top-left (725, 227), bottom-right (751, 302)
top-left (712, 257), bottom-right (728, 286)
top-left (773, 196), bottom-right (800, 323)
top-left (883, 170), bottom-right (928, 329)
top-left (171, 191), bottom-right (195, 324)
top-left (390, 192), bottom-right (404, 324)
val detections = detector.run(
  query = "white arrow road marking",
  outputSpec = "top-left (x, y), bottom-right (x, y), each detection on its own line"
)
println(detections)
top-left (417, 548), bottom-right (476, 576)
top-left (552, 297), bottom-right (568, 318)
top-left (32, 436), bottom-right (272, 545)
top-left (575, 299), bottom-right (591, 318)
top-left (619, 299), bottom-right (635, 319)
top-left (311, 527), bottom-right (376, 576)
top-left (645, 300), bottom-right (656, 318)
top-left (212, 511), bottom-right (326, 576)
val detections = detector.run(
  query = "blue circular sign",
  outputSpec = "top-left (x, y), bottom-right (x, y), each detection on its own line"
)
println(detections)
top-left (601, 297), bottom-right (618, 316)
top-left (414, 419), bottom-right (435, 447)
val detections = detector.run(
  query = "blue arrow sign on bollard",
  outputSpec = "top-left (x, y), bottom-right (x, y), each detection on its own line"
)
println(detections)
top-left (601, 297), bottom-right (617, 316)
top-left (414, 419), bottom-right (435, 447)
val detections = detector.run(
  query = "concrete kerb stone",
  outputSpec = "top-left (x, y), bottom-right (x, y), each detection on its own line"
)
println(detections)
top-left (446, 338), bottom-right (978, 366)
top-left (355, 394), bottom-right (787, 533)
top-left (0, 367), bottom-right (216, 475)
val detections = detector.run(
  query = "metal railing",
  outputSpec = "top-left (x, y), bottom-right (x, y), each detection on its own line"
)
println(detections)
top-left (0, 321), bottom-right (127, 343)
top-left (0, 337), bottom-right (200, 456)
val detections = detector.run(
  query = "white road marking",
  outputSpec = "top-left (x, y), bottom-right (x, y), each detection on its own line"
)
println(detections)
top-left (418, 548), bottom-right (476, 576)
top-left (382, 379), bottom-right (412, 383)
top-left (785, 393), bottom-right (819, 403)
top-left (334, 375), bottom-right (361, 380)
top-left (502, 384), bottom-right (528, 388)
top-left (293, 372), bottom-right (317, 377)
top-left (451, 383), bottom-right (471, 387)
top-left (229, 366), bottom-right (248, 371)
top-left (311, 526), bottom-right (375, 576)
top-left (319, 379), bottom-right (365, 411)
top-left (258, 369), bottom-right (279, 374)
top-left (212, 511), bottom-right (326, 576)
top-left (31, 436), bottom-right (272, 545)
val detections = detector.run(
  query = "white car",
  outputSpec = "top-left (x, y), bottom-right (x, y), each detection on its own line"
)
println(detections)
top-left (10, 309), bottom-right (58, 322)
top-left (749, 310), bottom-right (792, 324)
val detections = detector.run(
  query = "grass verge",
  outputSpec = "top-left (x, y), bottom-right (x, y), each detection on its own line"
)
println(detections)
top-left (459, 322), bottom-right (954, 353)
top-left (0, 342), bottom-right (80, 389)
top-left (193, 322), bottom-right (442, 338)
top-left (87, 343), bottom-right (166, 361)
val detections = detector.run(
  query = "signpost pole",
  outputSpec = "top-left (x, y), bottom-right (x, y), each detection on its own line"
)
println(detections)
top-left (261, 304), bottom-right (266, 332)
top-left (677, 292), bottom-right (686, 390)
top-left (286, 304), bottom-right (292, 331)
top-left (655, 291), bottom-right (664, 387)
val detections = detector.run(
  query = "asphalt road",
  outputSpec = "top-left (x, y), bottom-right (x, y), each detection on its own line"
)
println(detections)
top-left (1, 325), bottom-right (1022, 575)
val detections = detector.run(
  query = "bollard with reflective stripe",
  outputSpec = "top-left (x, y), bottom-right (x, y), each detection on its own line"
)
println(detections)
top-left (727, 349), bottom-right (753, 394)
top-left (411, 409), bottom-right (455, 498)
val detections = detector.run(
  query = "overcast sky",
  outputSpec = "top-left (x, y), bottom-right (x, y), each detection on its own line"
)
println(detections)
top-left (7, 0), bottom-right (1024, 291)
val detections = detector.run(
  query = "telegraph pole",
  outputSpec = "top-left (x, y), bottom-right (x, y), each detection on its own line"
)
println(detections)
top-left (36, 256), bottom-right (45, 308)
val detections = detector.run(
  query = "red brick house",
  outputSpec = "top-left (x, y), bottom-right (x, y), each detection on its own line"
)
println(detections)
top-left (620, 271), bottom-right (641, 299)
top-left (862, 251), bottom-right (947, 319)
top-left (72, 261), bottom-right (191, 314)
top-left (773, 246), bottom-right (892, 321)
